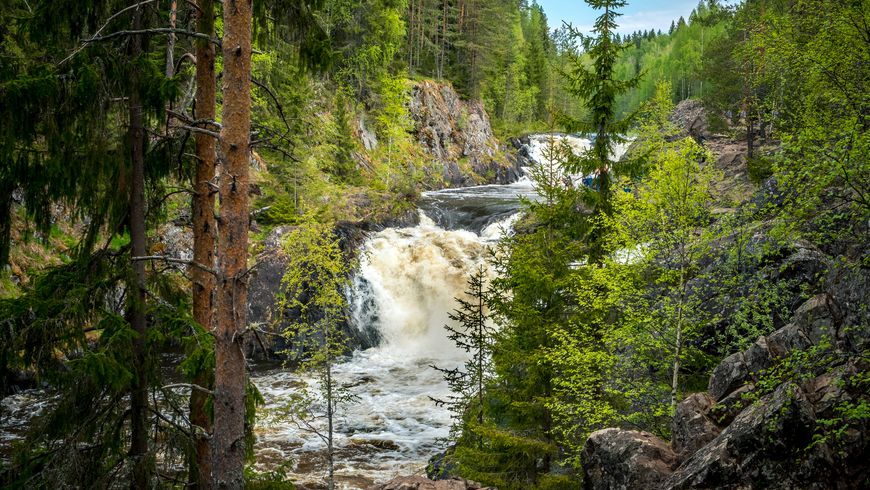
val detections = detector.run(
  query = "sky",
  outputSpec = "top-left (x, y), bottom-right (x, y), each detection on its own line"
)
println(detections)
top-left (535, 0), bottom-right (709, 35)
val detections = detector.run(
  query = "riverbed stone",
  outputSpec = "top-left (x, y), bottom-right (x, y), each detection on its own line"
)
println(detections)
top-left (369, 476), bottom-right (492, 490)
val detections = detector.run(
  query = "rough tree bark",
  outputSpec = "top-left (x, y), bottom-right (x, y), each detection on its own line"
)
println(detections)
top-left (189, 0), bottom-right (216, 487)
top-left (212, 0), bottom-right (253, 487)
top-left (128, 4), bottom-right (150, 489)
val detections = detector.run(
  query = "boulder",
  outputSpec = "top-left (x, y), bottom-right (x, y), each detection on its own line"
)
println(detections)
top-left (581, 264), bottom-right (870, 489)
top-left (669, 99), bottom-right (709, 141)
top-left (708, 351), bottom-right (750, 402)
top-left (368, 476), bottom-right (491, 490)
top-left (671, 393), bottom-right (721, 461)
top-left (426, 448), bottom-right (458, 481)
top-left (709, 384), bottom-right (755, 427)
top-left (666, 382), bottom-right (827, 489)
top-left (582, 428), bottom-right (677, 490)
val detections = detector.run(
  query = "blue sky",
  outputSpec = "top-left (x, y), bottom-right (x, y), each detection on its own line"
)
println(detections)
top-left (535, 0), bottom-right (708, 35)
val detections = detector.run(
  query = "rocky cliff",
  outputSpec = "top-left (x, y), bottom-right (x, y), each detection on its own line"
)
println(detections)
top-left (582, 264), bottom-right (870, 489)
top-left (407, 80), bottom-right (522, 188)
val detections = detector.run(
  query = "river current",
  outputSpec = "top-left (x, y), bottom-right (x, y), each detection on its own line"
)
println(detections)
top-left (249, 134), bottom-right (606, 488)
top-left (0, 134), bottom-right (607, 489)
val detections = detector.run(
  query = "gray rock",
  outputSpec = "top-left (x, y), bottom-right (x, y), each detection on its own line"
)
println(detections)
top-left (709, 384), bottom-right (755, 427)
top-left (582, 428), bottom-right (677, 490)
top-left (672, 393), bottom-right (721, 461)
top-left (765, 321), bottom-right (812, 358)
top-left (790, 293), bottom-right (839, 345)
top-left (358, 114), bottom-right (378, 150)
top-left (666, 382), bottom-right (824, 489)
top-left (407, 80), bottom-right (519, 188)
top-left (582, 268), bottom-right (870, 490)
top-left (708, 351), bottom-right (750, 402)
top-left (245, 224), bottom-right (380, 360)
top-left (368, 476), bottom-right (492, 490)
top-left (669, 99), bottom-right (709, 141)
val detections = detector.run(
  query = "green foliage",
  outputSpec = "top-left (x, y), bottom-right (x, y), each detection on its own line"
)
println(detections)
top-left (246, 461), bottom-right (298, 489)
top-left (450, 134), bottom-right (585, 487)
top-left (736, 334), bottom-right (870, 455)
top-left (0, 250), bottom-right (202, 486)
top-left (433, 265), bottom-right (496, 442)
top-left (558, 0), bottom-right (642, 264)
top-left (746, 156), bottom-right (774, 184)
top-left (274, 220), bottom-right (359, 487)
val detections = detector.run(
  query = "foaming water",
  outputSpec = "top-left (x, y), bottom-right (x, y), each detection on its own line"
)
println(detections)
top-left (252, 213), bottom-right (511, 488)
top-left (0, 133), bottom-right (610, 488)
top-left (251, 133), bottom-right (625, 488)
top-left (524, 133), bottom-right (633, 184)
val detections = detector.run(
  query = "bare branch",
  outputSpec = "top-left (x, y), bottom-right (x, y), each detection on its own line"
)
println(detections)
top-left (162, 383), bottom-right (216, 395)
top-left (168, 109), bottom-right (221, 130)
top-left (58, 0), bottom-right (160, 66)
top-left (84, 28), bottom-right (220, 46)
top-left (180, 125), bottom-right (221, 140)
top-left (132, 255), bottom-right (218, 276)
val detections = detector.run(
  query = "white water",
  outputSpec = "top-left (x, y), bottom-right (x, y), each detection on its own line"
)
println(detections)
top-left (523, 133), bottom-right (633, 185)
top-left (252, 213), bottom-right (511, 488)
top-left (250, 133), bottom-right (634, 488)
top-left (0, 133), bottom-right (619, 488)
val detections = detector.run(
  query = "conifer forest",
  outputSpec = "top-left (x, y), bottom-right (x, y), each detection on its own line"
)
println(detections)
top-left (1, 0), bottom-right (868, 488)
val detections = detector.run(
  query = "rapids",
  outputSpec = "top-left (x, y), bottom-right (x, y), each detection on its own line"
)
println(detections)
top-left (0, 133), bottom-right (620, 489)
top-left (248, 134), bottom-right (608, 488)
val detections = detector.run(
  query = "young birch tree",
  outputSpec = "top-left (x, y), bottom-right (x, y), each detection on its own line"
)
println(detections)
top-left (275, 221), bottom-right (358, 490)
top-left (618, 139), bottom-right (716, 409)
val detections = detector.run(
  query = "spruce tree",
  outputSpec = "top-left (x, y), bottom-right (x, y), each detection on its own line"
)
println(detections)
top-left (560, 0), bottom-right (642, 261)
top-left (1, 1), bottom-right (194, 486)
top-left (432, 265), bottom-right (495, 443)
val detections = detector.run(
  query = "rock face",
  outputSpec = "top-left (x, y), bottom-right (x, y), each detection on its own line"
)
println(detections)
top-left (245, 222), bottom-right (387, 360)
top-left (582, 428), bottom-right (678, 490)
top-left (582, 266), bottom-right (870, 489)
top-left (369, 476), bottom-right (492, 490)
top-left (408, 80), bottom-right (521, 188)
top-left (671, 393), bottom-right (720, 461)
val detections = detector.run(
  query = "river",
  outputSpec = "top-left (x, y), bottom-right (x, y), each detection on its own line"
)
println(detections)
top-left (0, 134), bottom-right (605, 489)
top-left (249, 134), bottom-right (611, 488)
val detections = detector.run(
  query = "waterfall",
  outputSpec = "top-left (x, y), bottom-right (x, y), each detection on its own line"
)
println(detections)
top-left (348, 213), bottom-right (492, 359)
top-left (249, 133), bottom-right (619, 487)
top-left (253, 211), bottom-right (516, 488)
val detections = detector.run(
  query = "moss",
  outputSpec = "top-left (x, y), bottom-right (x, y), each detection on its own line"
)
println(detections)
top-left (0, 268), bottom-right (19, 298)
top-left (747, 155), bottom-right (775, 184)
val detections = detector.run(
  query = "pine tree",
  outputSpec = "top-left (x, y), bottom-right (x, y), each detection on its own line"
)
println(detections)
top-left (188, 0), bottom-right (218, 487)
top-left (213, 0), bottom-right (253, 486)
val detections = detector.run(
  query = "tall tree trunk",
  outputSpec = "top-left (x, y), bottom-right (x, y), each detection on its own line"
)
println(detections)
top-left (166, 0), bottom-right (177, 77)
top-left (189, 0), bottom-right (216, 487)
top-left (326, 358), bottom-right (335, 490)
top-left (671, 264), bottom-right (685, 410)
top-left (746, 108), bottom-right (754, 159)
top-left (213, 0), bottom-right (253, 486)
top-left (128, 5), bottom-right (150, 489)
